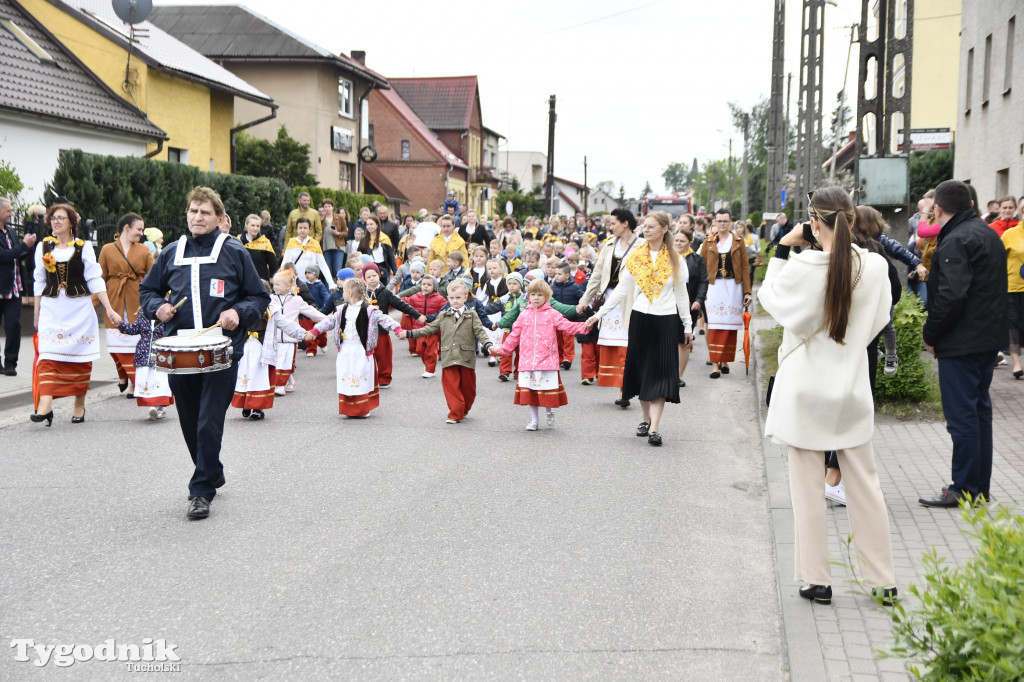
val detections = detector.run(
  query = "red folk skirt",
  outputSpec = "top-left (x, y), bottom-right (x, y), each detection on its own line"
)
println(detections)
top-left (514, 372), bottom-right (569, 407)
top-left (707, 329), bottom-right (738, 363)
top-left (110, 353), bottom-right (136, 386)
top-left (37, 360), bottom-right (92, 398)
top-left (596, 345), bottom-right (627, 388)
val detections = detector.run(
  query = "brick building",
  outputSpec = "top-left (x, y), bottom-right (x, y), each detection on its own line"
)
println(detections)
top-left (367, 86), bottom-right (469, 215)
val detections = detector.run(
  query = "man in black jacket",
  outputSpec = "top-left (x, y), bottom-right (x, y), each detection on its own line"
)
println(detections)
top-left (919, 180), bottom-right (1007, 507)
top-left (0, 199), bottom-right (37, 376)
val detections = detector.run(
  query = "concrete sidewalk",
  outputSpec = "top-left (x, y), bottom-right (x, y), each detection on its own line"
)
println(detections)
top-left (754, 313), bottom-right (1024, 681)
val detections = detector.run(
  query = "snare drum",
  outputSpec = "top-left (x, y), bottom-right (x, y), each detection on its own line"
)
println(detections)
top-left (152, 334), bottom-right (232, 374)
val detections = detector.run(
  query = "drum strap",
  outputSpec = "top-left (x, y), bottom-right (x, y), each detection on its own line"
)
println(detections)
top-left (173, 233), bottom-right (229, 329)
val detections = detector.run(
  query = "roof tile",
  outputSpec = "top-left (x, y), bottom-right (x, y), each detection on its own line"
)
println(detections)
top-left (389, 76), bottom-right (478, 131)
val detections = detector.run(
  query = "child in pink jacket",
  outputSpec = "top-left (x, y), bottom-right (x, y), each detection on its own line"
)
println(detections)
top-left (490, 278), bottom-right (588, 430)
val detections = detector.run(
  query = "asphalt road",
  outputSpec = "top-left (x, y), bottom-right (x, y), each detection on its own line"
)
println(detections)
top-left (1, 339), bottom-right (784, 680)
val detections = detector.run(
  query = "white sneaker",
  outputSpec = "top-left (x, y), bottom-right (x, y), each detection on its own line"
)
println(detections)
top-left (275, 386), bottom-right (286, 396)
top-left (525, 421), bottom-right (538, 431)
top-left (422, 371), bottom-right (436, 378)
top-left (883, 355), bottom-right (898, 377)
top-left (445, 418), bottom-right (460, 424)
top-left (156, 407), bottom-right (166, 419)
top-left (825, 482), bottom-right (847, 506)
top-left (488, 357), bottom-right (497, 367)
top-left (148, 407), bottom-right (158, 421)
top-left (546, 411), bottom-right (555, 427)
top-left (581, 377), bottom-right (594, 385)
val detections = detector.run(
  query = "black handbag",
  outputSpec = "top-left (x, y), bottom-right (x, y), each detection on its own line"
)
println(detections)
top-left (589, 235), bottom-right (639, 313)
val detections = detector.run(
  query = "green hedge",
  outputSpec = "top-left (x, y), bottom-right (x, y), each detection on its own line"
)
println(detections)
top-left (45, 150), bottom-right (293, 225)
top-left (293, 186), bottom-right (387, 221)
top-left (874, 293), bottom-right (932, 402)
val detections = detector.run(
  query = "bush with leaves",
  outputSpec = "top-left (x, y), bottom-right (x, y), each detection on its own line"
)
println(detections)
top-left (292, 186), bottom-right (387, 223)
top-left (234, 127), bottom-right (316, 187)
top-left (874, 293), bottom-right (933, 402)
top-left (887, 503), bottom-right (1024, 680)
top-left (45, 150), bottom-right (293, 228)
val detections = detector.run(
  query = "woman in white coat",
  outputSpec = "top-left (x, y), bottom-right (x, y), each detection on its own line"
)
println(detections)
top-left (758, 188), bottom-right (897, 606)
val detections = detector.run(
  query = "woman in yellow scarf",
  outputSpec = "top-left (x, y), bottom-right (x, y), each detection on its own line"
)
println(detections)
top-left (587, 211), bottom-right (694, 446)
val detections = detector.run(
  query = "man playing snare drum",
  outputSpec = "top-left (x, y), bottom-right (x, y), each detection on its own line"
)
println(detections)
top-left (140, 187), bottom-right (270, 519)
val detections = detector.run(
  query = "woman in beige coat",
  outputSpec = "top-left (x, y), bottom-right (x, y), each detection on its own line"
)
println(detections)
top-left (577, 208), bottom-right (639, 406)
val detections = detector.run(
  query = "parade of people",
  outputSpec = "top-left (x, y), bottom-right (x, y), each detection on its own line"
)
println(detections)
top-left (2, 0), bottom-right (1022, 677)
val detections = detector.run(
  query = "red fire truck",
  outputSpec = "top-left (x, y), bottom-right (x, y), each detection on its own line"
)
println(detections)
top-left (640, 193), bottom-right (693, 218)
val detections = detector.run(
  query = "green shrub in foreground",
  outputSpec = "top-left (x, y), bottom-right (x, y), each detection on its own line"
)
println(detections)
top-left (888, 504), bottom-right (1024, 680)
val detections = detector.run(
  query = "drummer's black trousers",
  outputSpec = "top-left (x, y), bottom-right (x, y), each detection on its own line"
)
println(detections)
top-left (169, 363), bottom-right (239, 500)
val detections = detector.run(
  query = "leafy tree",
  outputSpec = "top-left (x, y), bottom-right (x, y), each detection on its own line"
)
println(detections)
top-left (641, 181), bottom-right (653, 198)
top-left (594, 180), bottom-right (615, 195)
top-left (0, 146), bottom-right (25, 202)
top-left (235, 126), bottom-right (316, 187)
top-left (618, 185), bottom-right (626, 203)
top-left (497, 186), bottom-right (545, 223)
top-left (909, 150), bottom-right (953, 203)
top-left (661, 162), bottom-right (689, 192)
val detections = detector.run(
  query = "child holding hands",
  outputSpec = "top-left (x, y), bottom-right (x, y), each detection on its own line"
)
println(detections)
top-left (303, 278), bottom-right (402, 417)
top-left (401, 280), bottom-right (493, 423)
top-left (490, 278), bottom-right (589, 430)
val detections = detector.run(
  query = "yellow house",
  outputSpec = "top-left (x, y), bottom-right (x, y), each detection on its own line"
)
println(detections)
top-left (20, 0), bottom-right (275, 172)
top-left (908, 0), bottom-right (961, 133)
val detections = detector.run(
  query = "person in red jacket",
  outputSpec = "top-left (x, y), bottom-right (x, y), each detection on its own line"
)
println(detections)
top-left (989, 195), bottom-right (1020, 237)
top-left (404, 274), bottom-right (448, 377)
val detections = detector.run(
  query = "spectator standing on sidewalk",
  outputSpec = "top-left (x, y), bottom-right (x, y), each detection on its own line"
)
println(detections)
top-left (285, 192), bottom-right (323, 244)
top-left (0, 198), bottom-right (38, 376)
top-left (758, 187), bottom-right (897, 606)
top-left (919, 180), bottom-right (1008, 507)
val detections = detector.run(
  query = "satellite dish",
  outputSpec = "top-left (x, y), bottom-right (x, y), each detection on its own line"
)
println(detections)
top-left (112, 0), bottom-right (152, 24)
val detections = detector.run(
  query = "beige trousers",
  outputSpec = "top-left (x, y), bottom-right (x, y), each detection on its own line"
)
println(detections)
top-left (788, 442), bottom-right (896, 588)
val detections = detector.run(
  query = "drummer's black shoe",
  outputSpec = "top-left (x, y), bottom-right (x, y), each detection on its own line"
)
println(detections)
top-left (186, 497), bottom-right (210, 519)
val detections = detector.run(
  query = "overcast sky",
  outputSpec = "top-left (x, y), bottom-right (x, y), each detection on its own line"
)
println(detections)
top-left (157, 0), bottom-right (860, 198)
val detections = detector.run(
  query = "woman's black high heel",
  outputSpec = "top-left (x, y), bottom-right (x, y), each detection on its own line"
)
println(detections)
top-left (118, 380), bottom-right (129, 393)
top-left (30, 411), bottom-right (54, 427)
top-left (1014, 370), bottom-right (1023, 380)
top-left (71, 410), bottom-right (86, 424)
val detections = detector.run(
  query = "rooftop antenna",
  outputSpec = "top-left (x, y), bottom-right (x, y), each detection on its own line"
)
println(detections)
top-left (111, 0), bottom-right (151, 93)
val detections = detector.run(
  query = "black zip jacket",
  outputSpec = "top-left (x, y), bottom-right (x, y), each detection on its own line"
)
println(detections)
top-left (369, 283), bottom-right (420, 330)
top-left (923, 209), bottom-right (1007, 358)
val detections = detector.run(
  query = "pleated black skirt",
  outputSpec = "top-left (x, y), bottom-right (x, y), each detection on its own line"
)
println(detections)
top-left (1008, 292), bottom-right (1024, 338)
top-left (622, 311), bottom-right (680, 403)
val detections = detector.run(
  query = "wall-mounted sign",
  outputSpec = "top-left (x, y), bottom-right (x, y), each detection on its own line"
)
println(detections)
top-left (897, 128), bottom-right (953, 151)
top-left (359, 146), bottom-right (377, 163)
top-left (331, 126), bottom-right (353, 152)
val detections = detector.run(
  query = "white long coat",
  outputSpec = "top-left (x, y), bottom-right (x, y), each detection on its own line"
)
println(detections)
top-left (758, 245), bottom-right (891, 451)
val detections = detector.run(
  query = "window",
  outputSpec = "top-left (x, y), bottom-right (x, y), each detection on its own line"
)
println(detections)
top-left (338, 77), bottom-right (353, 118)
top-left (368, 124), bottom-right (375, 149)
top-left (339, 162), bottom-right (354, 191)
top-left (167, 147), bottom-right (189, 164)
top-left (983, 34), bottom-right (992, 105)
top-left (209, 159), bottom-right (215, 172)
top-left (401, 140), bottom-right (410, 159)
top-left (965, 48), bottom-right (974, 114)
top-left (997, 168), bottom-right (1010, 198)
top-left (1006, 16), bottom-right (1016, 95)
top-left (1, 19), bottom-right (57, 65)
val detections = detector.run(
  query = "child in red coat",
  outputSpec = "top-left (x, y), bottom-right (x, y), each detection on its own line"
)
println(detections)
top-left (404, 274), bottom-right (448, 376)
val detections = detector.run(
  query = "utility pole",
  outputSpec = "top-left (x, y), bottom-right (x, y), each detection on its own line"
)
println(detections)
top-left (741, 113), bottom-right (750, 219)
top-left (856, 0), bottom-right (914, 246)
top-left (795, 0), bottom-right (826, 221)
top-left (727, 138), bottom-right (734, 208)
top-left (583, 156), bottom-right (588, 215)
top-left (764, 0), bottom-right (786, 213)
top-left (544, 95), bottom-right (557, 217)
top-left (829, 23), bottom-right (858, 183)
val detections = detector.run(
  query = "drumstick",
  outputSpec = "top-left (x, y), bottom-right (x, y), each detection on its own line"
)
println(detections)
top-left (171, 296), bottom-right (188, 312)
top-left (189, 322), bottom-right (222, 339)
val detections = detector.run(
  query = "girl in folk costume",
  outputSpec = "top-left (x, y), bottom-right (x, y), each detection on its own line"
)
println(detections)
top-left (491, 278), bottom-right (589, 430)
top-left (282, 217), bottom-right (335, 288)
top-left (359, 216), bottom-right (397, 282)
top-left (265, 269), bottom-right (325, 396)
top-left (480, 258), bottom-right (510, 367)
top-left (362, 262), bottom-right (424, 387)
top-left (240, 213), bottom-right (279, 281)
top-left (117, 307), bottom-right (173, 420)
top-left (32, 204), bottom-right (122, 426)
top-left (404, 274), bottom-right (448, 377)
top-left (232, 280), bottom-right (275, 421)
top-left (699, 209), bottom-right (752, 379)
top-left (468, 245), bottom-right (490, 301)
top-left (302, 278), bottom-right (402, 417)
top-left (587, 211), bottom-right (694, 446)
top-left (577, 209), bottom-right (639, 402)
top-left (98, 212), bottom-right (154, 397)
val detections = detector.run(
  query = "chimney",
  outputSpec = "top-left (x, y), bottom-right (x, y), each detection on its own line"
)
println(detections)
top-left (351, 51), bottom-right (366, 64)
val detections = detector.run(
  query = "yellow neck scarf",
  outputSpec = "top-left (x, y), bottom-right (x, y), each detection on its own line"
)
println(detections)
top-left (626, 243), bottom-right (674, 302)
top-left (286, 237), bottom-right (322, 254)
top-left (681, 248), bottom-right (694, 257)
